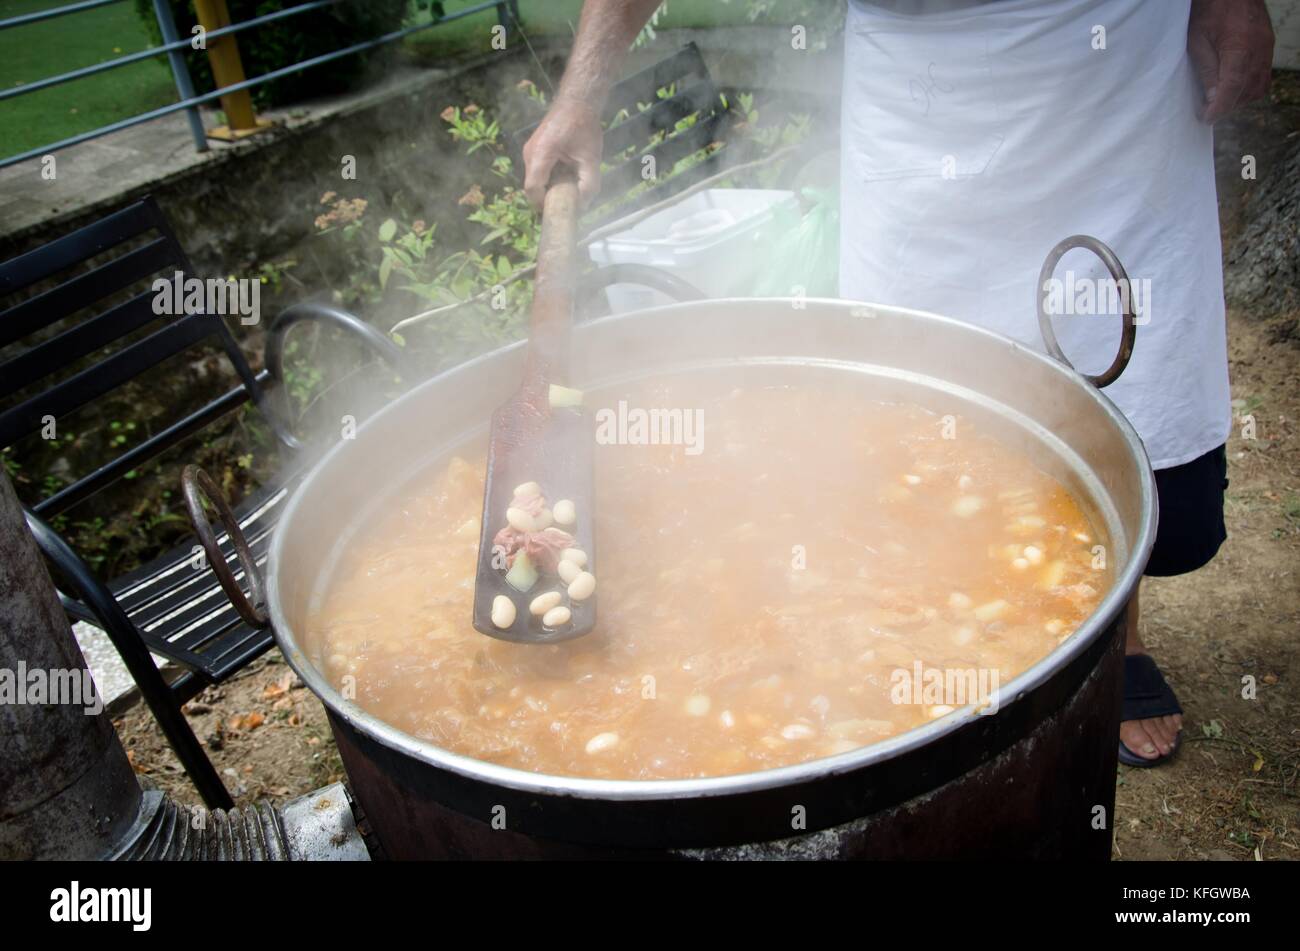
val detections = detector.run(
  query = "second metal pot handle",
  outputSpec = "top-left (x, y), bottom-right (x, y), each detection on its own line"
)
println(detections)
top-left (1036, 234), bottom-right (1138, 389)
top-left (181, 465), bottom-right (269, 629)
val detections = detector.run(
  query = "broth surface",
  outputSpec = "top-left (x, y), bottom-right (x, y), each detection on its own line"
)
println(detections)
top-left (304, 377), bottom-right (1109, 779)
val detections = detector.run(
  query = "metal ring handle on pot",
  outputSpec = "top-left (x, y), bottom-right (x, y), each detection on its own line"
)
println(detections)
top-left (181, 465), bottom-right (269, 628)
top-left (1036, 235), bottom-right (1137, 389)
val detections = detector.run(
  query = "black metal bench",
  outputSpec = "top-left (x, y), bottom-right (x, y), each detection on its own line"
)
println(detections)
top-left (1, 197), bottom-right (405, 809)
top-left (1, 44), bottom-right (751, 810)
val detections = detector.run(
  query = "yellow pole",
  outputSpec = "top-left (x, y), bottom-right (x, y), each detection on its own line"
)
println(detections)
top-left (194, 0), bottom-right (270, 139)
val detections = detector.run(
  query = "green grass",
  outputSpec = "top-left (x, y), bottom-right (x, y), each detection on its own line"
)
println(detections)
top-left (403, 0), bottom-right (753, 62)
top-left (0, 0), bottom-right (177, 162)
top-left (0, 0), bottom-right (748, 164)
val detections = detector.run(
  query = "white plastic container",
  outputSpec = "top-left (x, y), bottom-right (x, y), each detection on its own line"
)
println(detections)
top-left (586, 188), bottom-right (799, 313)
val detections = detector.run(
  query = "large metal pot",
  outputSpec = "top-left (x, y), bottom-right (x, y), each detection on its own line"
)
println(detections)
top-left (193, 238), bottom-right (1156, 858)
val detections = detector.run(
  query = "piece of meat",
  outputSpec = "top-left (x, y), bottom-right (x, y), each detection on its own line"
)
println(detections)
top-left (492, 525), bottom-right (574, 573)
top-left (524, 527), bottom-right (576, 572)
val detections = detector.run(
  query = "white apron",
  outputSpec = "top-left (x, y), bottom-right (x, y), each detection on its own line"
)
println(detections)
top-left (840, 0), bottom-right (1231, 469)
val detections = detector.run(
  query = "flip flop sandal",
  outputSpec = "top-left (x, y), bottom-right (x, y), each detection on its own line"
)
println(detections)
top-left (1118, 654), bottom-right (1184, 768)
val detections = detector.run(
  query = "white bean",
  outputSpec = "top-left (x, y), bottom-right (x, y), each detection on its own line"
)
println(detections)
top-left (684, 695), bottom-right (711, 717)
top-left (718, 710), bottom-right (736, 728)
top-left (882, 484), bottom-right (911, 503)
top-left (542, 605), bottom-right (571, 628)
top-left (560, 548), bottom-right (588, 568)
top-left (902, 473), bottom-right (922, 485)
top-left (974, 599), bottom-right (1009, 622)
top-left (557, 559), bottom-right (582, 584)
top-left (553, 499), bottom-right (576, 526)
top-left (1023, 545), bottom-right (1045, 565)
top-left (780, 723), bottom-right (816, 740)
top-left (948, 592), bottom-right (972, 611)
top-left (490, 595), bottom-right (516, 629)
top-left (928, 705), bottom-right (955, 719)
top-left (568, 571), bottom-right (596, 601)
top-left (1012, 557), bottom-right (1030, 571)
top-left (958, 474), bottom-right (974, 491)
top-left (1038, 560), bottom-right (1067, 589)
top-left (506, 507), bottom-right (535, 533)
top-left (530, 591), bottom-right (562, 615)
top-left (585, 732), bottom-right (619, 754)
top-left (513, 481), bottom-right (541, 499)
top-left (828, 718), bottom-right (892, 738)
top-left (951, 496), bottom-right (984, 518)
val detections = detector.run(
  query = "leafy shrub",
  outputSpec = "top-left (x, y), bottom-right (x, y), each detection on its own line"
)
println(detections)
top-left (310, 94), bottom-right (540, 361)
top-left (133, 0), bottom-right (411, 108)
top-left (309, 79), bottom-right (816, 366)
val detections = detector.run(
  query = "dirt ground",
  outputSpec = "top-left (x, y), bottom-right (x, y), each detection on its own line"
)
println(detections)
top-left (1112, 311), bottom-right (1299, 861)
top-left (113, 81), bottom-right (1300, 862)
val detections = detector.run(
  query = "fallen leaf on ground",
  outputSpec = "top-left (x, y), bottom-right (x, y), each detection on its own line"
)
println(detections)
top-left (263, 671), bottom-right (295, 698)
top-left (227, 712), bottom-right (266, 732)
top-left (126, 749), bottom-right (152, 774)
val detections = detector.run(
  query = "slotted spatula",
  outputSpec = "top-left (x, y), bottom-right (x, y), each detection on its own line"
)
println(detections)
top-left (472, 166), bottom-right (596, 643)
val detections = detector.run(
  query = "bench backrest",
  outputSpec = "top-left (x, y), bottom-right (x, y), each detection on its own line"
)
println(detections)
top-left (0, 197), bottom-right (277, 518)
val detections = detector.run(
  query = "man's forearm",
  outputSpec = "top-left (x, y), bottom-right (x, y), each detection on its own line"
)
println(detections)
top-left (556, 0), bottom-right (665, 111)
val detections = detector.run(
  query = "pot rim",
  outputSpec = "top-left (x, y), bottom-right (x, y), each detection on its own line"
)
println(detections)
top-left (267, 297), bottom-right (1157, 801)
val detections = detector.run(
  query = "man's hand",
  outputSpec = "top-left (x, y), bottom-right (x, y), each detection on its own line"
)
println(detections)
top-left (1188, 0), bottom-right (1274, 122)
top-left (522, 96), bottom-right (604, 208)
top-left (519, 0), bottom-right (663, 207)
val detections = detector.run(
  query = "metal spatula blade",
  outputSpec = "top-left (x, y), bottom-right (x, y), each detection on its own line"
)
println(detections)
top-left (472, 167), bottom-right (596, 643)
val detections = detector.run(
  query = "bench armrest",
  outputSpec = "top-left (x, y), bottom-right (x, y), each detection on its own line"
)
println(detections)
top-left (265, 301), bottom-right (412, 386)
top-left (23, 508), bottom-right (167, 699)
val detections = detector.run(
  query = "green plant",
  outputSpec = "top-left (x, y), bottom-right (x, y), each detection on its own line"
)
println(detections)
top-left (634, 2), bottom-right (669, 48)
top-left (310, 80), bottom-right (818, 362)
top-left (280, 338), bottom-right (326, 413)
top-left (132, 0), bottom-right (411, 108)
top-left (1283, 494), bottom-right (1300, 523)
top-left (309, 94), bottom-right (543, 358)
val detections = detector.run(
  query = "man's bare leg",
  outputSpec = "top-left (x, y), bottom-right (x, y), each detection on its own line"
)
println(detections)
top-left (1119, 586), bottom-right (1184, 759)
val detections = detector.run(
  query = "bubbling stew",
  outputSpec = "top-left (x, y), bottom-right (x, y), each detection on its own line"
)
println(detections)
top-left (303, 375), bottom-right (1109, 780)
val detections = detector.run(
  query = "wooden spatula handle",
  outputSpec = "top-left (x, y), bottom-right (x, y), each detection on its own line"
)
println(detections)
top-left (527, 164), bottom-right (581, 384)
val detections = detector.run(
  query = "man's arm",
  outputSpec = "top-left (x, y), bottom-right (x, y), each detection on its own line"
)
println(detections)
top-left (522, 0), bottom-right (664, 206)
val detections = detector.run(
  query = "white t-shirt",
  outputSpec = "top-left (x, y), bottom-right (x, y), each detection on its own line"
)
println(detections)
top-left (839, 0), bottom-right (1232, 469)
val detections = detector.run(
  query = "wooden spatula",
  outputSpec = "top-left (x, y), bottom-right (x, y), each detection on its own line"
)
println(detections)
top-left (472, 166), bottom-right (596, 643)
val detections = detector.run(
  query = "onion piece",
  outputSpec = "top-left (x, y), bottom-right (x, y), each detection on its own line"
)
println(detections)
top-left (505, 551), bottom-right (538, 592)
top-left (548, 384), bottom-right (584, 409)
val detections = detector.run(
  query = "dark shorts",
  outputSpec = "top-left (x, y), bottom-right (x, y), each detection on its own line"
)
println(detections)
top-left (1145, 444), bottom-right (1228, 577)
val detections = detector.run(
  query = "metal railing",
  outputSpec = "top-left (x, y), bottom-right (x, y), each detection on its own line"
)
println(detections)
top-left (0, 0), bottom-right (522, 170)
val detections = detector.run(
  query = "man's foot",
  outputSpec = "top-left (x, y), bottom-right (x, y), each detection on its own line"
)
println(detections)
top-left (1118, 653), bottom-right (1184, 767)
